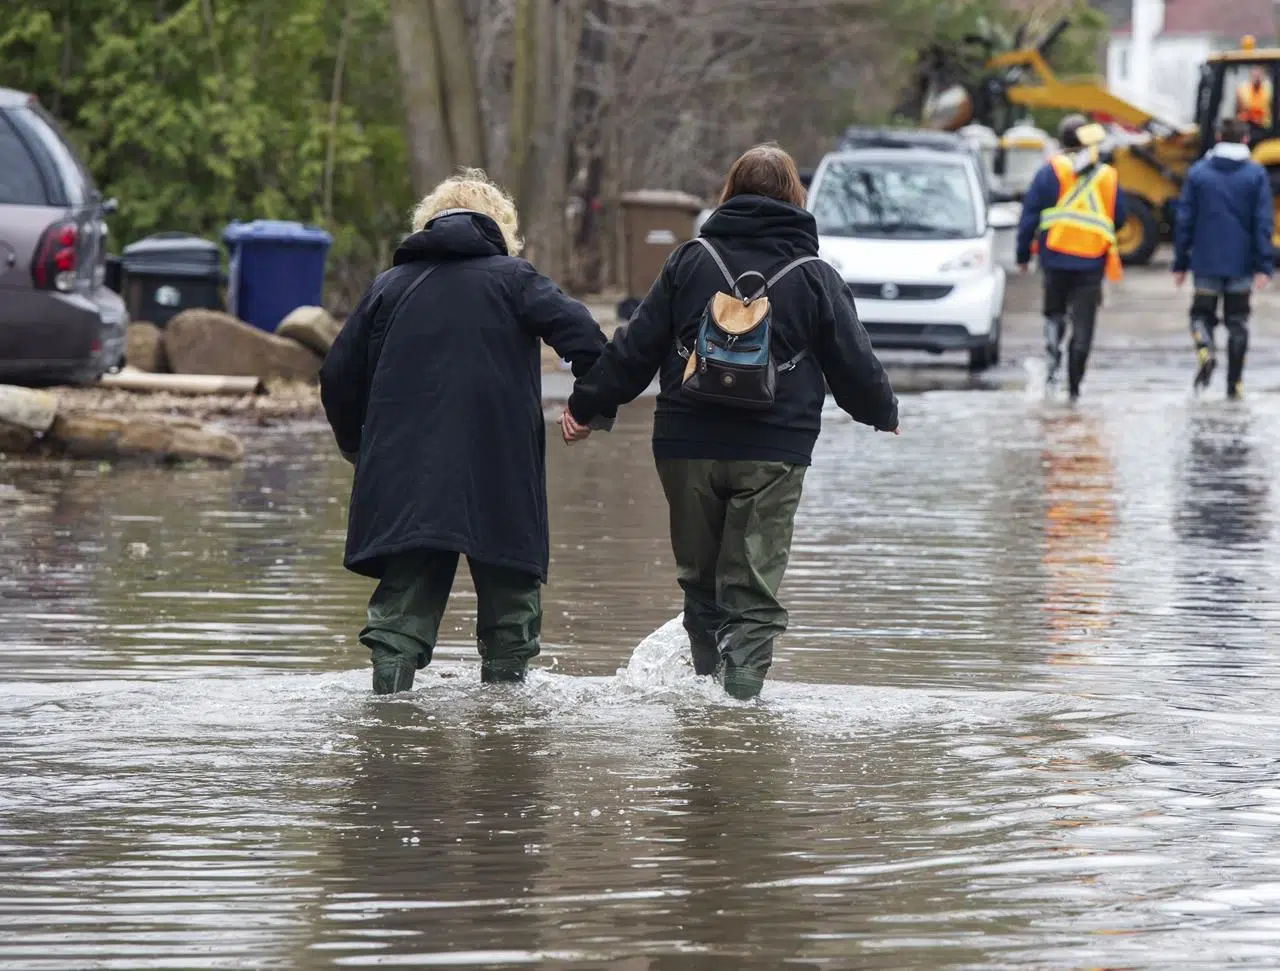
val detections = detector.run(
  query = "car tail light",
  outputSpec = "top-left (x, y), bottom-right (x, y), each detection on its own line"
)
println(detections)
top-left (32, 220), bottom-right (78, 292)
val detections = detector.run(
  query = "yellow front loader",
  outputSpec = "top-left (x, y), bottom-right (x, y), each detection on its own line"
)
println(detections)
top-left (919, 21), bottom-right (1280, 264)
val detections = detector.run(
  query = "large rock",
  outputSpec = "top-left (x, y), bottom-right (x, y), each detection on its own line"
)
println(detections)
top-left (0, 385), bottom-right (58, 433)
top-left (48, 412), bottom-right (244, 463)
top-left (125, 322), bottom-right (168, 373)
top-left (276, 305), bottom-right (341, 356)
top-left (164, 309), bottom-right (323, 382)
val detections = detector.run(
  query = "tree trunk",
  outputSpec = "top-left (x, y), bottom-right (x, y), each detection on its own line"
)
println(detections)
top-left (323, 1), bottom-right (355, 226)
top-left (390, 0), bottom-right (452, 194)
top-left (508, 0), bottom-right (539, 199)
top-left (431, 0), bottom-right (487, 170)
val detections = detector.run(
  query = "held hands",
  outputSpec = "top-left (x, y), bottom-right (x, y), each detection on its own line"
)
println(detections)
top-left (559, 409), bottom-right (591, 445)
top-left (1255, 273), bottom-right (1271, 292)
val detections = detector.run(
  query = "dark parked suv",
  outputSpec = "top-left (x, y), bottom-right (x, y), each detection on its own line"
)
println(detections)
top-left (0, 88), bottom-right (125, 385)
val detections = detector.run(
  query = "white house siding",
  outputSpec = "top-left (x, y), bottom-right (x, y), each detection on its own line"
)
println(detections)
top-left (1107, 33), bottom-right (1215, 123)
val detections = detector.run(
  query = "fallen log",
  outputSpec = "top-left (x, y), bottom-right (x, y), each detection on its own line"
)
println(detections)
top-left (47, 412), bottom-right (245, 463)
top-left (99, 369), bottom-right (264, 396)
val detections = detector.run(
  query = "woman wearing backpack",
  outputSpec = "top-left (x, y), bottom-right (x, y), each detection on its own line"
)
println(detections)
top-left (562, 144), bottom-right (899, 700)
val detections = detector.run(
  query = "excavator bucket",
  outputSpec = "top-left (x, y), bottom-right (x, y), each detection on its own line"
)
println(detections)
top-left (921, 83), bottom-right (975, 131)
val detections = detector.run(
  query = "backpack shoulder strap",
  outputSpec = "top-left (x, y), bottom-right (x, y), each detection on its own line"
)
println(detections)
top-left (695, 237), bottom-right (737, 290)
top-left (771, 256), bottom-right (823, 372)
top-left (371, 262), bottom-right (440, 370)
top-left (767, 255), bottom-right (822, 287)
top-left (387, 262), bottom-right (440, 325)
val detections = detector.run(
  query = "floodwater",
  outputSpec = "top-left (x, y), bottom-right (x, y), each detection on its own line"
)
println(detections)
top-left (4, 372), bottom-right (1280, 968)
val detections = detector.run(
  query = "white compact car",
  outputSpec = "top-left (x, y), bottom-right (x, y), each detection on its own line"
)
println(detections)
top-left (807, 134), bottom-right (1014, 371)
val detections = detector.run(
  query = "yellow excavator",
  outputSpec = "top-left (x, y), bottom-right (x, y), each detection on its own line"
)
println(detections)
top-left (913, 20), bottom-right (1280, 264)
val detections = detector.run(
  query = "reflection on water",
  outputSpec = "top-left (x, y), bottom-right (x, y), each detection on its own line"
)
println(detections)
top-left (4, 394), bottom-right (1280, 968)
top-left (1174, 407), bottom-right (1272, 640)
top-left (1040, 411), bottom-right (1115, 656)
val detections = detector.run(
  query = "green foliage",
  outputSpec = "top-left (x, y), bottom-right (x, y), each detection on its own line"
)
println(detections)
top-left (1, 0), bottom-right (414, 308)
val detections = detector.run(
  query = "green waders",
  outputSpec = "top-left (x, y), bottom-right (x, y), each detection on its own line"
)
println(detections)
top-left (361, 549), bottom-right (542, 694)
top-left (655, 459), bottom-right (807, 701)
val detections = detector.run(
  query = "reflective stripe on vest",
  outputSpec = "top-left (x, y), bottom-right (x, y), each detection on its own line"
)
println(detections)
top-left (1238, 81), bottom-right (1272, 125)
top-left (1039, 154), bottom-right (1118, 257)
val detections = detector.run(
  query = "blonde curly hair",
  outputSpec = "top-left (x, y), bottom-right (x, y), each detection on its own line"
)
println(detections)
top-left (410, 168), bottom-right (524, 256)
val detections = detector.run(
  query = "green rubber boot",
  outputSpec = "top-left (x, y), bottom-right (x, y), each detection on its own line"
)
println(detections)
top-left (720, 665), bottom-right (766, 701)
top-left (480, 662), bottom-right (527, 685)
top-left (371, 644), bottom-right (418, 695)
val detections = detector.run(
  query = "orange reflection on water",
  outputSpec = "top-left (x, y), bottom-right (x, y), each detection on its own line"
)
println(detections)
top-left (1040, 411), bottom-right (1116, 658)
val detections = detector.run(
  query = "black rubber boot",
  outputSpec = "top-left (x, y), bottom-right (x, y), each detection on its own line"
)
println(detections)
top-left (1066, 351), bottom-right (1087, 401)
top-left (1191, 317), bottom-right (1217, 391)
top-left (1227, 330), bottom-right (1248, 400)
top-left (1044, 317), bottom-right (1065, 384)
top-left (371, 645), bottom-right (417, 695)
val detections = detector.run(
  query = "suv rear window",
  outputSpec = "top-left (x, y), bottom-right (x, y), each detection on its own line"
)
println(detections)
top-left (9, 105), bottom-right (88, 206)
top-left (0, 113), bottom-right (49, 206)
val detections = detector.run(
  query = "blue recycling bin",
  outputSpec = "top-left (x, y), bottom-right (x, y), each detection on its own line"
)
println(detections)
top-left (222, 220), bottom-right (332, 331)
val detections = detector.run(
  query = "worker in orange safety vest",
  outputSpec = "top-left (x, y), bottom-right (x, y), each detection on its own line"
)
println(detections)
top-left (1236, 66), bottom-right (1273, 135)
top-left (1016, 114), bottom-right (1126, 401)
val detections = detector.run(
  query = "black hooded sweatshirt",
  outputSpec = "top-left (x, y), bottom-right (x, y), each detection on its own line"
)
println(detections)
top-left (320, 211), bottom-right (608, 581)
top-left (567, 195), bottom-right (898, 464)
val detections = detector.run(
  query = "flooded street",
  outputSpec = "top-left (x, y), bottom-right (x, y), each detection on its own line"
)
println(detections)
top-left (5, 272), bottom-right (1280, 968)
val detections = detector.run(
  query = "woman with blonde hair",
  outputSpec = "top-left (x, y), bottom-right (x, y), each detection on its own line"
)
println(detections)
top-left (321, 169), bottom-right (610, 693)
top-left (562, 144), bottom-right (898, 700)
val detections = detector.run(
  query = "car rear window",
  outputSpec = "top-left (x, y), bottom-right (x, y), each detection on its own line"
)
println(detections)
top-left (0, 112), bottom-right (50, 206)
top-left (9, 105), bottom-right (88, 206)
top-left (810, 158), bottom-right (980, 240)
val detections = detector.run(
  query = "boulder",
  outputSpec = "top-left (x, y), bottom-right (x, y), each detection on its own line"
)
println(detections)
top-left (164, 309), bottom-right (323, 383)
top-left (276, 305), bottom-right (341, 356)
top-left (0, 385), bottom-right (58, 433)
top-left (125, 322), bottom-right (168, 373)
top-left (47, 412), bottom-right (244, 463)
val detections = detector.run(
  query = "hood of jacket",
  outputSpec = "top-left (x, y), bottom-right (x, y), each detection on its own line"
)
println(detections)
top-left (393, 210), bottom-right (508, 265)
top-left (699, 195), bottom-right (819, 260)
top-left (1208, 141), bottom-right (1254, 171)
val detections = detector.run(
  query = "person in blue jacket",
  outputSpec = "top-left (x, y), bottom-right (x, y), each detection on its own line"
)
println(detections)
top-left (1174, 117), bottom-right (1274, 398)
top-left (1017, 114), bottom-right (1127, 400)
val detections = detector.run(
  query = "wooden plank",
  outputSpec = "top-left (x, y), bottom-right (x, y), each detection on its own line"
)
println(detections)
top-left (99, 370), bottom-right (264, 396)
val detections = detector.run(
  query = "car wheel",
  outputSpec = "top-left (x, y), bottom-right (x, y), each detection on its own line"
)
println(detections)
top-left (968, 320), bottom-right (1000, 372)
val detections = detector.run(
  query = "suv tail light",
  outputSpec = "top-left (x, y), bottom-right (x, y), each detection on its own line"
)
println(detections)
top-left (32, 220), bottom-right (79, 292)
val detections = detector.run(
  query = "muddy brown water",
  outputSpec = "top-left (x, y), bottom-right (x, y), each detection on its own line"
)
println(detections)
top-left (4, 378), bottom-right (1280, 969)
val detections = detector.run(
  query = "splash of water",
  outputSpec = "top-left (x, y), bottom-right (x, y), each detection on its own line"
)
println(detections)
top-left (617, 614), bottom-right (695, 689)
top-left (1023, 356), bottom-right (1049, 401)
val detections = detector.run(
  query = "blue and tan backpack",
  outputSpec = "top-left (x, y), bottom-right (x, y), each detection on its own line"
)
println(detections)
top-left (677, 237), bottom-right (820, 410)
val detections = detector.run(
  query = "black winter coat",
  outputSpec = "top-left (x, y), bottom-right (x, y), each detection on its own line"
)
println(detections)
top-left (568, 195), bottom-right (898, 464)
top-left (320, 211), bottom-right (608, 581)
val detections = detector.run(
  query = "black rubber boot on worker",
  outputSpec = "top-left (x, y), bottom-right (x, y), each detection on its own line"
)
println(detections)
top-left (1043, 315), bottom-right (1066, 386)
top-left (719, 664), bottom-right (766, 701)
top-left (370, 644), bottom-right (418, 695)
top-left (1193, 347), bottom-right (1217, 391)
top-left (1227, 331), bottom-right (1248, 400)
top-left (1066, 352), bottom-right (1087, 402)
